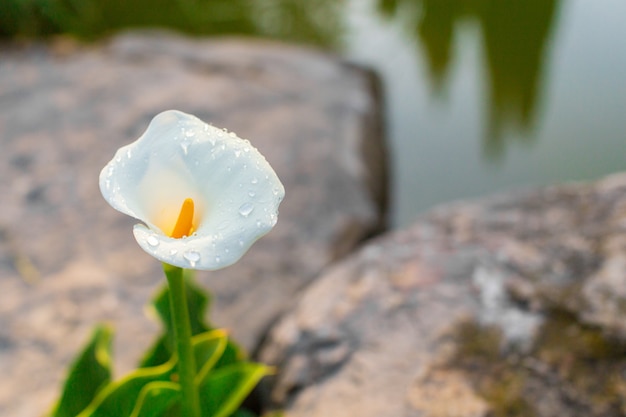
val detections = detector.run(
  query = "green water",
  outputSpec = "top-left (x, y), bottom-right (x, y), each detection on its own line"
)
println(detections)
top-left (3, 0), bottom-right (624, 227)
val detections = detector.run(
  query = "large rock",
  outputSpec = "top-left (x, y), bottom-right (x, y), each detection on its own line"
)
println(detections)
top-left (260, 173), bottom-right (626, 417)
top-left (0, 32), bottom-right (386, 416)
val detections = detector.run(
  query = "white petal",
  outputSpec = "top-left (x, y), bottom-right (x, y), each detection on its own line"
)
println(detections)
top-left (99, 110), bottom-right (285, 270)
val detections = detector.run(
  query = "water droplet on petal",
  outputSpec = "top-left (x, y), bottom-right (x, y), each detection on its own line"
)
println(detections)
top-left (256, 220), bottom-right (263, 228)
top-left (215, 255), bottom-right (221, 263)
top-left (229, 132), bottom-right (237, 138)
top-left (181, 140), bottom-right (190, 155)
top-left (170, 249), bottom-right (178, 255)
top-left (234, 150), bottom-right (241, 158)
top-left (248, 191), bottom-right (256, 198)
top-left (238, 239), bottom-right (245, 247)
top-left (146, 235), bottom-right (159, 247)
top-left (272, 188), bottom-right (280, 196)
top-left (251, 177), bottom-right (258, 184)
top-left (126, 149), bottom-right (132, 158)
top-left (238, 202), bottom-right (254, 217)
top-left (183, 250), bottom-right (201, 267)
top-left (185, 129), bottom-right (195, 138)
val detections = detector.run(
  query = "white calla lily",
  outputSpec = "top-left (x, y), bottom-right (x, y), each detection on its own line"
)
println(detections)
top-left (99, 110), bottom-right (285, 270)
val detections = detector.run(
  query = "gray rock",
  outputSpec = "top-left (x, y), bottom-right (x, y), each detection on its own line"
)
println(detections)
top-left (0, 32), bottom-right (386, 416)
top-left (260, 173), bottom-right (626, 417)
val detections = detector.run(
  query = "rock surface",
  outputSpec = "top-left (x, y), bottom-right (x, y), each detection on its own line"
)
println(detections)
top-left (0, 32), bottom-right (387, 416)
top-left (260, 173), bottom-right (626, 417)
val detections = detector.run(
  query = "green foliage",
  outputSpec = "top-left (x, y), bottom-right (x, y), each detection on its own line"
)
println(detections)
top-left (141, 272), bottom-right (211, 368)
top-left (50, 325), bottom-right (113, 417)
top-left (199, 363), bottom-right (270, 417)
top-left (49, 275), bottom-right (269, 417)
top-left (130, 382), bottom-right (181, 417)
top-left (0, 0), bottom-right (257, 39)
top-left (75, 358), bottom-right (177, 417)
top-left (0, 0), bottom-right (344, 48)
top-left (140, 271), bottom-right (245, 370)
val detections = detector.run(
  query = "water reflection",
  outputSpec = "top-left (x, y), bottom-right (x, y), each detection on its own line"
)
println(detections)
top-left (478, 0), bottom-right (561, 156)
top-left (416, 0), bottom-right (459, 93)
top-left (376, 0), bottom-right (463, 93)
top-left (377, 0), bottom-right (561, 157)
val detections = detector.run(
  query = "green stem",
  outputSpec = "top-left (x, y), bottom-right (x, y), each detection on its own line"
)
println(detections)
top-left (163, 263), bottom-right (201, 417)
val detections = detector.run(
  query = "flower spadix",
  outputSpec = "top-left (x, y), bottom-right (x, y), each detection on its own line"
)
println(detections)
top-left (99, 110), bottom-right (285, 270)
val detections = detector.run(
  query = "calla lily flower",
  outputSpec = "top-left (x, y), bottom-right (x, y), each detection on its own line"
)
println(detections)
top-left (99, 110), bottom-right (285, 270)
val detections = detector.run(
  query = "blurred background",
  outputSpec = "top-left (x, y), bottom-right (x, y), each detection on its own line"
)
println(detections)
top-left (2, 0), bottom-right (625, 227)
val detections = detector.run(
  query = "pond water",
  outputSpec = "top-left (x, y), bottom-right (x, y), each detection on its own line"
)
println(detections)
top-left (338, 0), bottom-right (626, 227)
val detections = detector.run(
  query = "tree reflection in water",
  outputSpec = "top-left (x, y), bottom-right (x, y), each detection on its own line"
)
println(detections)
top-left (377, 0), bottom-right (561, 158)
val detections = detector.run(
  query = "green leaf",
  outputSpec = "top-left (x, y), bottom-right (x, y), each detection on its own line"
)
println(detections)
top-left (232, 409), bottom-right (257, 417)
top-left (135, 275), bottom-right (264, 417)
top-left (199, 363), bottom-right (271, 417)
top-left (141, 275), bottom-right (248, 370)
top-left (214, 337), bottom-right (247, 370)
top-left (76, 330), bottom-right (233, 417)
top-left (140, 334), bottom-right (171, 369)
top-left (129, 381), bottom-right (180, 417)
top-left (77, 359), bottom-right (176, 417)
top-left (141, 273), bottom-right (211, 367)
top-left (50, 325), bottom-right (113, 417)
top-left (193, 330), bottom-right (228, 383)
